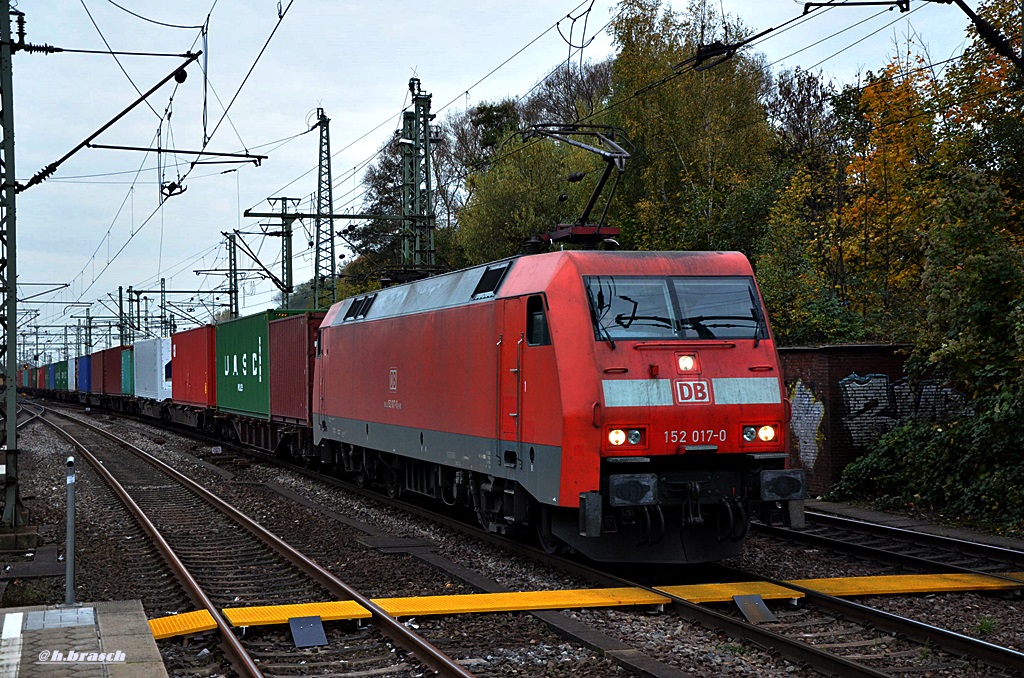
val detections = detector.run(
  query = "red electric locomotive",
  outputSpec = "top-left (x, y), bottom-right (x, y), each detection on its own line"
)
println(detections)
top-left (313, 250), bottom-right (805, 563)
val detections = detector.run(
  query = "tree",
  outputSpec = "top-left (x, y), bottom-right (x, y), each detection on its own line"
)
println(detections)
top-left (451, 58), bottom-right (617, 264)
top-left (344, 133), bottom-right (404, 273)
top-left (608, 0), bottom-right (776, 255)
top-left (915, 171), bottom-right (1024, 395)
top-left (756, 169), bottom-right (863, 345)
top-left (937, 0), bottom-right (1024, 238)
top-left (519, 58), bottom-right (613, 124)
top-left (839, 55), bottom-right (938, 339)
top-left (458, 139), bottom-right (602, 262)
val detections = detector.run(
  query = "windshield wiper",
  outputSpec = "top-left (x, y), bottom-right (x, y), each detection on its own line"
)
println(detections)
top-left (586, 286), bottom-right (616, 350)
top-left (615, 314), bottom-right (675, 330)
top-left (679, 316), bottom-right (716, 340)
top-left (747, 287), bottom-right (766, 347)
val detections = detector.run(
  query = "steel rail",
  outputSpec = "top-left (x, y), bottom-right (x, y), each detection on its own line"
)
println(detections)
top-left (719, 564), bottom-right (1024, 674)
top-left (35, 407), bottom-right (264, 678)
top-left (805, 510), bottom-right (1024, 565)
top-left (15, 404), bottom-right (42, 428)
top-left (755, 514), bottom-right (1024, 586)
top-left (46, 406), bottom-right (475, 678)
top-left (261, 451), bottom-right (1024, 677)
top-left (249, 451), bottom-right (889, 677)
top-left (571, 568), bottom-right (891, 678)
top-left (56, 401), bottom-right (1021, 676)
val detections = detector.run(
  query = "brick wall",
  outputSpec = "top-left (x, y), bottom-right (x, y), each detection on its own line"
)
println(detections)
top-left (779, 345), bottom-right (909, 496)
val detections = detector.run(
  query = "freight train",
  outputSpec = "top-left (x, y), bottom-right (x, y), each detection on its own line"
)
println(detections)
top-left (22, 250), bottom-right (805, 564)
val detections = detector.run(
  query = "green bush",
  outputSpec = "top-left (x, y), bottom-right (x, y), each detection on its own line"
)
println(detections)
top-left (827, 388), bottom-right (1024, 534)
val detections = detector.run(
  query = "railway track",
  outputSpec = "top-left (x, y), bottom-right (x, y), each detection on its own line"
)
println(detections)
top-left (424, 509), bottom-right (1024, 677)
top-left (231, 446), bottom-right (1024, 677)
top-left (30, 403), bottom-right (474, 678)
top-left (756, 509), bottom-right (1024, 578)
top-left (714, 564), bottom-right (1023, 677)
top-left (42, 402), bottom-right (1024, 677)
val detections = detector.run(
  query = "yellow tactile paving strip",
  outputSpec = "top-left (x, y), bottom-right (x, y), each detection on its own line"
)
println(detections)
top-left (378, 587), bottom-right (668, 617)
top-left (148, 609), bottom-right (218, 640)
top-left (222, 600), bottom-right (371, 628)
top-left (788, 572), bottom-right (1024, 597)
top-left (658, 580), bottom-right (804, 603)
top-left (152, 571), bottom-right (1024, 636)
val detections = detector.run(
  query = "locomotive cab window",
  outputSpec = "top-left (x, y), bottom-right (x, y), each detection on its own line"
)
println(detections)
top-left (526, 295), bottom-right (550, 346)
top-left (584, 275), bottom-right (767, 341)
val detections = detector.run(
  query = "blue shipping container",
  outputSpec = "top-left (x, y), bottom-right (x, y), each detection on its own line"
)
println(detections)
top-left (47, 364), bottom-right (55, 390)
top-left (76, 355), bottom-right (92, 392)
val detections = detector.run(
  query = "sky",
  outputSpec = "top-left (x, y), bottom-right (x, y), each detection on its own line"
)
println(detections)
top-left (11, 0), bottom-right (983, 360)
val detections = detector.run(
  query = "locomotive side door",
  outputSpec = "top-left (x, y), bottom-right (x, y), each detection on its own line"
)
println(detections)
top-left (316, 329), bottom-right (325, 414)
top-left (497, 297), bottom-right (525, 466)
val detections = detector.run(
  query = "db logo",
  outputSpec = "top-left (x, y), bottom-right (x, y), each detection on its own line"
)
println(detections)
top-left (675, 380), bottom-right (711, 404)
top-left (389, 368), bottom-right (398, 392)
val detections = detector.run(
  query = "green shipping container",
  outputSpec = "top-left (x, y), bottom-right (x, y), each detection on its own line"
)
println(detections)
top-left (216, 309), bottom-right (308, 419)
top-left (55, 361), bottom-right (69, 391)
top-left (121, 347), bottom-right (134, 396)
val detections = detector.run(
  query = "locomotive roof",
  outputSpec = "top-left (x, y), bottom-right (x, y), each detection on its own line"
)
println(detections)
top-left (324, 250), bottom-right (754, 327)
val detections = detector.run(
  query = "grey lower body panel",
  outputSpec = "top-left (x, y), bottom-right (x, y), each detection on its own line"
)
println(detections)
top-left (315, 413), bottom-right (562, 506)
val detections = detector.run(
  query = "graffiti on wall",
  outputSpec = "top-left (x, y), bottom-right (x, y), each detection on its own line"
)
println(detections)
top-left (790, 381), bottom-right (825, 471)
top-left (788, 373), bottom-right (968, 478)
top-left (839, 373), bottom-right (899, 446)
top-left (840, 373), bottom-right (968, 446)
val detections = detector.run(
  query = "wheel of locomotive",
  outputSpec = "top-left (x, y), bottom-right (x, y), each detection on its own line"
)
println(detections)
top-left (353, 468), bottom-right (369, 489)
top-left (473, 504), bottom-right (499, 532)
top-left (534, 505), bottom-right (564, 554)
top-left (536, 522), bottom-right (564, 554)
top-left (383, 468), bottom-right (401, 498)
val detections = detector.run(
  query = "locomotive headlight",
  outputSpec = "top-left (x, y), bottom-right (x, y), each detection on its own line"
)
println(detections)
top-left (743, 425), bottom-right (778, 443)
top-left (677, 355), bottom-right (695, 371)
top-left (609, 428), bottom-right (644, 446)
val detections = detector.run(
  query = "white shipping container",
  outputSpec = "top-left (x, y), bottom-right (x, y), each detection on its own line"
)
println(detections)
top-left (67, 358), bottom-right (77, 393)
top-left (134, 337), bottom-right (172, 401)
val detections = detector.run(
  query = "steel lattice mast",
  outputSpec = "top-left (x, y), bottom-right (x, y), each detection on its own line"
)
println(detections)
top-left (227, 232), bottom-right (239, 319)
top-left (313, 108), bottom-right (335, 309)
top-left (0, 2), bottom-right (21, 528)
top-left (401, 78), bottom-right (436, 270)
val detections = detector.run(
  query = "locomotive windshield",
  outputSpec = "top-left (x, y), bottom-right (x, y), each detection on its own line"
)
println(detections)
top-left (584, 276), bottom-right (768, 341)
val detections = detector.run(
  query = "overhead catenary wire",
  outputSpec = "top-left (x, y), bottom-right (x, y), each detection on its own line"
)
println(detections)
top-left (103, 0), bottom-right (208, 30)
top-left (79, 0), bottom-right (161, 119)
top-left (50, 0), bottom-right (294, 320)
top-left (39, 0), bottom-right (999, 331)
top-left (256, 0), bottom-right (603, 211)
